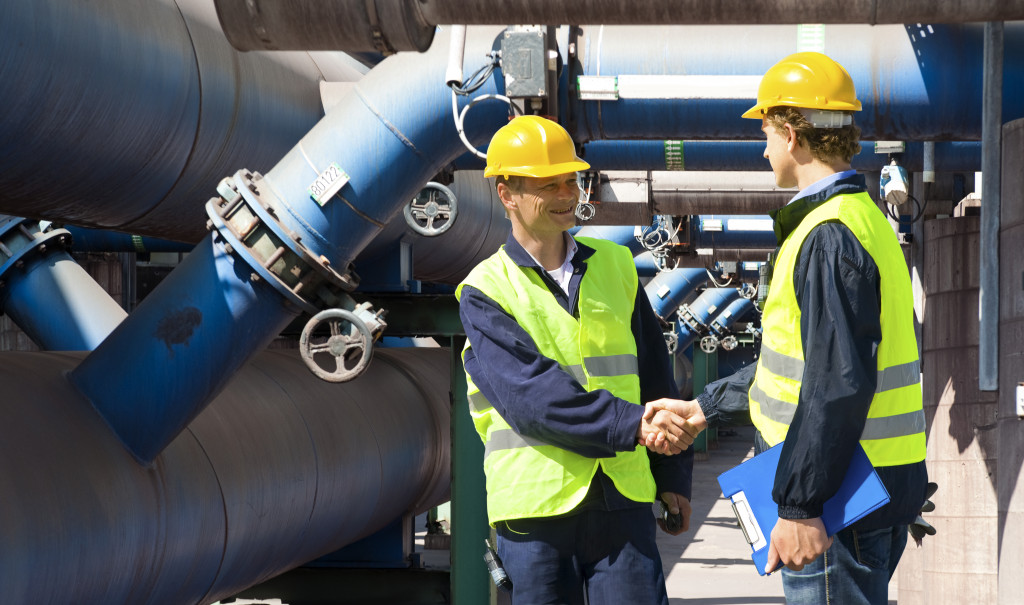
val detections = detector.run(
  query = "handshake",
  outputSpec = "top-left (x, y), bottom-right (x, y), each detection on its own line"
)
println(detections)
top-left (636, 398), bottom-right (708, 455)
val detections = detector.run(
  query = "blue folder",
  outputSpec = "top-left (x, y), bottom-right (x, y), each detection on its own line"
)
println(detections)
top-left (717, 442), bottom-right (890, 576)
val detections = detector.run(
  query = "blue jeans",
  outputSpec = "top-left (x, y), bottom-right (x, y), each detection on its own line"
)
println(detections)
top-left (781, 525), bottom-right (908, 605)
top-left (495, 506), bottom-right (669, 605)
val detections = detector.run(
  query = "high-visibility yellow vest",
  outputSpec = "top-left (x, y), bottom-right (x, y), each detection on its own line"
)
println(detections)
top-left (456, 236), bottom-right (656, 524)
top-left (749, 191), bottom-right (926, 466)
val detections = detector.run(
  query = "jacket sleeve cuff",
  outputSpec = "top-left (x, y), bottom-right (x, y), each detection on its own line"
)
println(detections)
top-left (611, 401), bottom-right (645, 451)
top-left (777, 503), bottom-right (824, 520)
top-left (697, 391), bottom-right (720, 428)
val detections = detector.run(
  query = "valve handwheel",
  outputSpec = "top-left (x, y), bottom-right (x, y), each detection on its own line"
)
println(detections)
top-left (299, 308), bottom-right (374, 382)
top-left (405, 182), bottom-right (458, 236)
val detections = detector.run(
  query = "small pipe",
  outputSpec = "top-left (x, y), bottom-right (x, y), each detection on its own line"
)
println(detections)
top-left (61, 226), bottom-right (194, 254)
top-left (0, 218), bottom-right (126, 350)
top-left (643, 268), bottom-right (707, 319)
top-left (445, 25), bottom-right (468, 87)
top-left (979, 21), bottom-right (1003, 391)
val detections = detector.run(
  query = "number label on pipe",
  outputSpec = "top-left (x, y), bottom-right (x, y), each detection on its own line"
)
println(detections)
top-left (308, 163), bottom-right (350, 206)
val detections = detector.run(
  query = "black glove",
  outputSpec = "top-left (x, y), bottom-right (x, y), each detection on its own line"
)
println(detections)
top-left (909, 482), bottom-right (938, 546)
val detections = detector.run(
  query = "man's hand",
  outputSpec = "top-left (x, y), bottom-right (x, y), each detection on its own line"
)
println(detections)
top-left (636, 399), bottom-right (703, 455)
top-left (765, 517), bottom-right (832, 572)
top-left (658, 492), bottom-right (692, 535)
top-left (639, 399), bottom-right (707, 454)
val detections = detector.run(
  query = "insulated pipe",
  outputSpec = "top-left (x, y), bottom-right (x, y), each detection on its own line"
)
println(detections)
top-left (68, 28), bottom-right (508, 463)
top-left (61, 227), bottom-right (195, 254)
top-left (578, 141), bottom-right (983, 172)
top-left (569, 24), bottom-right (1024, 141)
top-left (0, 0), bottom-right (363, 243)
top-left (576, 225), bottom-right (643, 253)
top-left (0, 218), bottom-right (127, 351)
top-left (643, 268), bottom-right (707, 319)
top-left (0, 347), bottom-right (451, 605)
top-left (675, 287), bottom-right (742, 351)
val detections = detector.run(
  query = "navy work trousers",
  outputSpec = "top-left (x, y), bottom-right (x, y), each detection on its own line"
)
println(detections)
top-left (495, 505), bottom-right (669, 605)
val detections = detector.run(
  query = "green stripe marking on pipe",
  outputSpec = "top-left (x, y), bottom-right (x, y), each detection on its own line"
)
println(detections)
top-left (797, 24), bottom-right (825, 52)
top-left (665, 140), bottom-right (684, 170)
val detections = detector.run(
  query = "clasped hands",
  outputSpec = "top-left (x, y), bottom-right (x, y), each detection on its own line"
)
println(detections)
top-left (635, 398), bottom-right (708, 455)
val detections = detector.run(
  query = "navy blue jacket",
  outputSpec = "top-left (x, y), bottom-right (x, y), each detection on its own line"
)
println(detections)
top-left (459, 233), bottom-right (693, 510)
top-left (697, 174), bottom-right (927, 529)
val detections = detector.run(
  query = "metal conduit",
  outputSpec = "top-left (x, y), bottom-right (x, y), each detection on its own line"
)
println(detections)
top-left (0, 0), bottom-right (364, 243)
top-left (62, 226), bottom-right (196, 254)
top-left (0, 217), bottom-right (127, 351)
top-left (0, 347), bottom-right (451, 605)
top-left (569, 24), bottom-right (1024, 141)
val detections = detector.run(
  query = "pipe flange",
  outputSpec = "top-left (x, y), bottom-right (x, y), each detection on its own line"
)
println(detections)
top-left (206, 170), bottom-right (357, 315)
top-left (0, 219), bottom-right (73, 292)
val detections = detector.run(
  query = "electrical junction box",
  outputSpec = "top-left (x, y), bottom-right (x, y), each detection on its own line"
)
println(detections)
top-left (1017, 383), bottom-right (1024, 418)
top-left (502, 28), bottom-right (548, 98)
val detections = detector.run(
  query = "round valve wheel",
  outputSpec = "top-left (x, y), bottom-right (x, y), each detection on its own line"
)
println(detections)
top-left (405, 182), bottom-right (457, 236)
top-left (299, 308), bottom-right (374, 383)
top-left (699, 335), bottom-right (719, 354)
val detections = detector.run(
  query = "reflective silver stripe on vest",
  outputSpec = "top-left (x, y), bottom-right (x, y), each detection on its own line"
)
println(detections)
top-left (861, 409), bottom-right (926, 440)
top-left (484, 428), bottom-right (548, 457)
top-left (750, 382), bottom-right (797, 425)
top-left (468, 391), bottom-right (490, 414)
top-left (875, 360), bottom-right (920, 392)
top-left (761, 346), bottom-right (920, 394)
top-left (562, 364), bottom-right (588, 384)
top-left (563, 354), bottom-right (638, 384)
top-left (759, 345), bottom-right (804, 382)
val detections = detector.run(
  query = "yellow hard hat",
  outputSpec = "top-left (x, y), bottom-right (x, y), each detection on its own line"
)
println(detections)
top-left (742, 51), bottom-right (862, 119)
top-left (484, 115), bottom-right (590, 179)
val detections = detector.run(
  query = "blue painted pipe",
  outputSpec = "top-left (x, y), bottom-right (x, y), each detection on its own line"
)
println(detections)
top-left (0, 218), bottom-right (126, 351)
top-left (62, 226), bottom-right (194, 254)
top-left (580, 140), bottom-right (982, 172)
top-left (244, 28), bottom-right (508, 274)
top-left (643, 268), bottom-right (707, 319)
top-left (569, 24), bottom-right (1024, 141)
top-left (69, 234), bottom-right (301, 462)
top-left (693, 215), bottom-right (777, 250)
top-left (676, 287), bottom-right (742, 351)
top-left (67, 28), bottom-right (509, 463)
top-left (708, 297), bottom-right (756, 338)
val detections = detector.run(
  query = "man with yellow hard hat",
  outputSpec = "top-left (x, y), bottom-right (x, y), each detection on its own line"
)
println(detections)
top-left (456, 114), bottom-right (705, 604)
top-left (649, 52), bottom-right (928, 603)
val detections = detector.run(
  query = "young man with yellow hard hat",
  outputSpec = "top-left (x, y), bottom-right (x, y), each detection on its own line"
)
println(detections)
top-left (651, 52), bottom-right (928, 604)
top-left (456, 115), bottom-right (704, 604)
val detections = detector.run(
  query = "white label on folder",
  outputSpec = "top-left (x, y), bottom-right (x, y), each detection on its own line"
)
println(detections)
top-left (731, 491), bottom-right (767, 551)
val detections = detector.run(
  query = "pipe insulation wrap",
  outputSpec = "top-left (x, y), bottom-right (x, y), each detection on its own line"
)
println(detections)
top-left (0, 347), bottom-right (451, 605)
top-left (0, 0), bottom-right (358, 243)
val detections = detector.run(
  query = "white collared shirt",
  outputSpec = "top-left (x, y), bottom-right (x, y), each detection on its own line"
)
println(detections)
top-left (524, 233), bottom-right (578, 297)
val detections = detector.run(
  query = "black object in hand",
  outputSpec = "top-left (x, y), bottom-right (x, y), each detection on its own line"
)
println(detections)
top-left (661, 501), bottom-right (682, 532)
top-left (483, 539), bottom-right (513, 592)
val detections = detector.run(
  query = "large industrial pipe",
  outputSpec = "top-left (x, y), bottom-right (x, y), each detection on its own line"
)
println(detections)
top-left (0, 218), bottom-right (127, 351)
top-left (1, 347), bottom-right (451, 605)
top-left (0, 0), bottom-right (365, 243)
top-left (68, 27), bottom-right (509, 463)
top-left (570, 24), bottom-right (1024, 141)
top-left (675, 287), bottom-right (742, 352)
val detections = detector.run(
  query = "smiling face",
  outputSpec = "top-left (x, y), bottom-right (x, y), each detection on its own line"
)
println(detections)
top-left (499, 172), bottom-right (581, 242)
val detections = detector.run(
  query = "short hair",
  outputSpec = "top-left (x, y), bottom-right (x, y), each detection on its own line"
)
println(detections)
top-left (494, 174), bottom-right (526, 194)
top-left (765, 106), bottom-right (862, 164)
